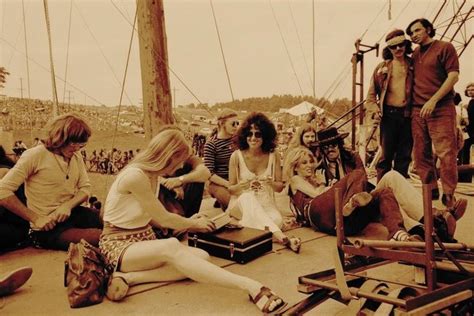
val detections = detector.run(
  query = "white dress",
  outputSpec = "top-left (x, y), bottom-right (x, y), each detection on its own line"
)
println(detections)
top-left (230, 150), bottom-right (283, 233)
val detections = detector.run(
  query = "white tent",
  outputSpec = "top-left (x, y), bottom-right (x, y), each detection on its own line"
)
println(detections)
top-left (282, 101), bottom-right (324, 116)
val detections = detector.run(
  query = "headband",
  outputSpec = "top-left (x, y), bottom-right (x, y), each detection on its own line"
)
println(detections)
top-left (386, 35), bottom-right (406, 47)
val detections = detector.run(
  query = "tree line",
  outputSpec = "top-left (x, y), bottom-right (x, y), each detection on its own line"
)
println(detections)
top-left (181, 94), bottom-right (353, 118)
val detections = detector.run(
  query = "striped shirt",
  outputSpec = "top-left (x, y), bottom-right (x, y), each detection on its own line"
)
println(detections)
top-left (203, 137), bottom-right (234, 180)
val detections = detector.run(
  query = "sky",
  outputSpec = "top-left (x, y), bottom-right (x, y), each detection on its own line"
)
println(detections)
top-left (0, 0), bottom-right (472, 107)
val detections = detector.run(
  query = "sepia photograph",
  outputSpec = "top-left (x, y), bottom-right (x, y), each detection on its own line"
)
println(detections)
top-left (1, 0), bottom-right (473, 314)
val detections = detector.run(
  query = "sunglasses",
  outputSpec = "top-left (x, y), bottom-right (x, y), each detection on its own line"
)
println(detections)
top-left (246, 131), bottom-right (262, 138)
top-left (231, 121), bottom-right (239, 127)
top-left (322, 143), bottom-right (338, 150)
top-left (389, 43), bottom-right (404, 50)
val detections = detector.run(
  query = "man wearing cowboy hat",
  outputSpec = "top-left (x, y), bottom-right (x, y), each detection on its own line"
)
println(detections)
top-left (314, 127), bottom-right (465, 242)
top-left (365, 29), bottom-right (414, 182)
top-left (315, 127), bottom-right (358, 185)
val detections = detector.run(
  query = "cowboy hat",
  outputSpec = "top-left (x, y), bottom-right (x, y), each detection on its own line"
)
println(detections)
top-left (315, 127), bottom-right (349, 147)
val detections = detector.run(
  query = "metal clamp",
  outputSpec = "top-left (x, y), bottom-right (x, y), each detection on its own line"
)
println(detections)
top-left (230, 243), bottom-right (235, 258)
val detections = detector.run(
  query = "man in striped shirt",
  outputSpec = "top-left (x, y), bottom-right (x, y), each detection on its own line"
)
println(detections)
top-left (204, 109), bottom-right (239, 210)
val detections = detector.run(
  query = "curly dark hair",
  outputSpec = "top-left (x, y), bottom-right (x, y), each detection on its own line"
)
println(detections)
top-left (235, 112), bottom-right (277, 153)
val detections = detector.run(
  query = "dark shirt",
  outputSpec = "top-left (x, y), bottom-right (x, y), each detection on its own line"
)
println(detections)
top-left (412, 40), bottom-right (459, 107)
top-left (467, 99), bottom-right (474, 138)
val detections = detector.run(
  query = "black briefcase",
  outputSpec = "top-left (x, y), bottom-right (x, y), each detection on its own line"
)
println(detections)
top-left (188, 227), bottom-right (273, 264)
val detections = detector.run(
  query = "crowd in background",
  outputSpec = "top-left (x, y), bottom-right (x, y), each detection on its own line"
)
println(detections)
top-left (0, 97), bottom-right (143, 132)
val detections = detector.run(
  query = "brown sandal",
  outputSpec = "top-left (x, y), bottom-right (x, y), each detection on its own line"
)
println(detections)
top-left (249, 286), bottom-right (287, 314)
top-left (286, 237), bottom-right (302, 254)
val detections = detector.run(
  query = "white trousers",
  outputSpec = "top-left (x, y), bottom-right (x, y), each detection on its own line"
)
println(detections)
top-left (376, 170), bottom-right (424, 231)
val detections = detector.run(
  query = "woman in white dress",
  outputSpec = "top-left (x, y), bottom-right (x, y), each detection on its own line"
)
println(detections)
top-left (228, 112), bottom-right (301, 253)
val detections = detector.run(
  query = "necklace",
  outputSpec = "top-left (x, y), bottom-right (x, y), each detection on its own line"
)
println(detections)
top-left (418, 41), bottom-right (434, 64)
top-left (53, 154), bottom-right (71, 180)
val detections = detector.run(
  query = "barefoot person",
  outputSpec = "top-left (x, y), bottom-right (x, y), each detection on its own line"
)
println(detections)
top-left (99, 128), bottom-right (287, 314)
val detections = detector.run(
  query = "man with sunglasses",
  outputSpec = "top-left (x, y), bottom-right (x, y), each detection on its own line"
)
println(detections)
top-left (204, 109), bottom-right (239, 210)
top-left (314, 127), bottom-right (464, 242)
top-left (365, 29), bottom-right (414, 182)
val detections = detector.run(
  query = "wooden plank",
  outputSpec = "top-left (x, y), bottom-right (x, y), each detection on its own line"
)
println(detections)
top-left (394, 290), bottom-right (472, 315)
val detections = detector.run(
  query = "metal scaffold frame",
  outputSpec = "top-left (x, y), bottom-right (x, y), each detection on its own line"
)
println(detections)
top-left (285, 185), bottom-right (474, 315)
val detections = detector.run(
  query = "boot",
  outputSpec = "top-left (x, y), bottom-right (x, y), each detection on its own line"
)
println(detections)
top-left (441, 193), bottom-right (455, 208)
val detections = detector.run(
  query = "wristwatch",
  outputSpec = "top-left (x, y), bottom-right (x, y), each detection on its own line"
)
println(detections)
top-left (178, 175), bottom-right (185, 184)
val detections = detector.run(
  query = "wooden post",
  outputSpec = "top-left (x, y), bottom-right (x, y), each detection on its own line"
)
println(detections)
top-left (136, 0), bottom-right (173, 141)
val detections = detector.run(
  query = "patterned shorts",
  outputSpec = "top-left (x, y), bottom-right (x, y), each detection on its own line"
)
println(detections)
top-left (99, 225), bottom-right (156, 270)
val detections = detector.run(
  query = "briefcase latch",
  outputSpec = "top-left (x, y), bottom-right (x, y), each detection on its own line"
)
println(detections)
top-left (229, 243), bottom-right (235, 258)
top-left (192, 235), bottom-right (198, 247)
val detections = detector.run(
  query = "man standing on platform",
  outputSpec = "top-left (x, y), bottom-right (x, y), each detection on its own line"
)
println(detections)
top-left (365, 29), bottom-right (414, 181)
top-left (407, 18), bottom-right (463, 208)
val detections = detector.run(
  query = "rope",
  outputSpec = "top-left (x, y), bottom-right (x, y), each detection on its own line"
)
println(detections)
top-left (388, 0), bottom-right (392, 20)
top-left (0, 36), bottom-right (109, 106)
top-left (43, 0), bottom-right (59, 116)
top-left (209, 0), bottom-right (235, 101)
top-left (21, 0), bottom-right (34, 143)
top-left (99, 6), bottom-right (138, 203)
top-left (359, 1), bottom-right (388, 41)
top-left (312, 0), bottom-right (316, 98)
top-left (376, 0), bottom-right (413, 43)
top-left (110, 0), bottom-right (218, 119)
top-left (287, 0), bottom-right (313, 93)
top-left (73, 1), bottom-right (135, 106)
top-left (62, 0), bottom-right (74, 104)
top-left (269, 0), bottom-right (305, 96)
top-left (21, 0), bottom-right (31, 99)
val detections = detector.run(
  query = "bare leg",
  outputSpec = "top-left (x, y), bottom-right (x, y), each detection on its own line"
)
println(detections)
top-left (119, 238), bottom-right (262, 297)
top-left (118, 246), bottom-right (209, 284)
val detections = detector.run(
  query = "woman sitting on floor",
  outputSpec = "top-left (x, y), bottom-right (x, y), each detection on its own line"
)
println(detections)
top-left (227, 112), bottom-right (301, 253)
top-left (99, 127), bottom-right (287, 314)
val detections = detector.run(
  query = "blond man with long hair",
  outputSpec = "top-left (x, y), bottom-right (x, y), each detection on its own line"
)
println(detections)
top-left (0, 113), bottom-right (102, 250)
top-left (100, 128), bottom-right (287, 314)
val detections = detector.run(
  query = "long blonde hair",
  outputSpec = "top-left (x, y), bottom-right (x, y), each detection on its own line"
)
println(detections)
top-left (283, 146), bottom-right (318, 185)
top-left (128, 129), bottom-right (191, 174)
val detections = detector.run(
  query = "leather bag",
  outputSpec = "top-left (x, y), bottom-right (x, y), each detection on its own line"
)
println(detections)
top-left (64, 239), bottom-right (110, 308)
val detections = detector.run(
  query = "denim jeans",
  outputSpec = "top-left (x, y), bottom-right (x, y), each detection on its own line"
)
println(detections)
top-left (376, 108), bottom-right (413, 181)
top-left (30, 206), bottom-right (103, 251)
top-left (411, 105), bottom-right (458, 194)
